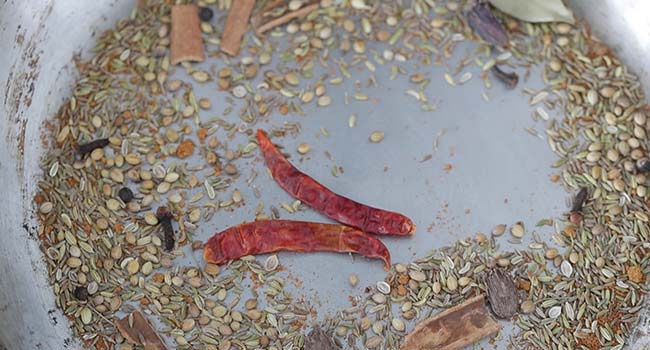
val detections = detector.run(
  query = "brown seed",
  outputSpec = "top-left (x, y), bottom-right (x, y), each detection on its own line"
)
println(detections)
top-left (126, 259), bottom-right (140, 275)
top-left (205, 263), bottom-right (220, 276)
top-left (545, 248), bottom-right (559, 259)
top-left (369, 131), bottom-right (385, 143)
top-left (176, 140), bottom-right (195, 158)
top-left (297, 143), bottom-right (310, 154)
top-left (510, 222), bottom-right (525, 238)
top-left (365, 336), bottom-right (382, 349)
top-left (492, 224), bottom-right (506, 236)
top-left (224, 164), bottom-right (238, 175)
top-left (198, 98), bottom-right (212, 110)
top-left (628, 265), bottom-right (645, 283)
top-left (284, 72), bottom-right (300, 86)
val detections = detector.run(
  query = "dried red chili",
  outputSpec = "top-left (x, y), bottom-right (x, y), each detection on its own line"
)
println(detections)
top-left (256, 130), bottom-right (415, 236)
top-left (203, 220), bottom-right (391, 270)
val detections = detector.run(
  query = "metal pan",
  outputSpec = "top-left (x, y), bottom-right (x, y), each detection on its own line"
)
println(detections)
top-left (1, 1), bottom-right (649, 349)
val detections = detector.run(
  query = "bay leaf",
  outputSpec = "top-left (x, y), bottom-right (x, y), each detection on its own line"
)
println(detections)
top-left (489, 0), bottom-right (575, 24)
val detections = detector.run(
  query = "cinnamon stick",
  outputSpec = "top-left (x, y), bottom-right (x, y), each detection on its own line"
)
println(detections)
top-left (220, 0), bottom-right (256, 56)
top-left (256, 3), bottom-right (319, 35)
top-left (115, 311), bottom-right (168, 350)
top-left (170, 5), bottom-right (205, 65)
top-left (401, 295), bottom-right (500, 350)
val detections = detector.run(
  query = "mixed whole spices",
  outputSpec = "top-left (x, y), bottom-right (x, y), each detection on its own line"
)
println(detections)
top-left (34, 0), bottom-right (650, 349)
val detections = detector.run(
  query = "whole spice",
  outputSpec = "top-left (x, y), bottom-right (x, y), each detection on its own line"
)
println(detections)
top-left (156, 206), bottom-right (175, 251)
top-left (491, 65), bottom-right (518, 89)
top-left (73, 286), bottom-right (89, 301)
top-left (220, 0), bottom-right (255, 56)
top-left (257, 130), bottom-right (415, 236)
top-left (116, 311), bottom-right (168, 350)
top-left (118, 187), bottom-right (134, 203)
top-left (466, 1), bottom-right (509, 47)
top-left (170, 5), bottom-right (205, 65)
top-left (571, 187), bottom-right (588, 212)
top-left (628, 265), bottom-right (645, 283)
top-left (176, 140), bottom-right (195, 158)
top-left (203, 220), bottom-right (391, 269)
top-left (401, 295), bottom-right (501, 350)
top-left (485, 269), bottom-right (518, 319)
top-left (369, 131), bottom-right (385, 143)
top-left (77, 138), bottom-right (109, 156)
top-left (304, 326), bottom-right (340, 350)
top-left (636, 158), bottom-right (650, 172)
top-left (198, 7), bottom-right (213, 22)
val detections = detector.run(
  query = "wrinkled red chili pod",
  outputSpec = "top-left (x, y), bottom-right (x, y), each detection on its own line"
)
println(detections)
top-left (203, 220), bottom-right (391, 270)
top-left (257, 129), bottom-right (415, 236)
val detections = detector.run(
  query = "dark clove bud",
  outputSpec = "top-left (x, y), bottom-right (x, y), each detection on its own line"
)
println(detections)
top-left (467, 1), bottom-right (509, 48)
top-left (571, 187), bottom-right (589, 212)
top-left (156, 206), bottom-right (175, 251)
top-left (118, 187), bottom-right (134, 203)
top-left (73, 286), bottom-right (89, 301)
top-left (491, 65), bottom-right (518, 89)
top-left (78, 138), bottom-right (109, 157)
top-left (636, 158), bottom-right (650, 172)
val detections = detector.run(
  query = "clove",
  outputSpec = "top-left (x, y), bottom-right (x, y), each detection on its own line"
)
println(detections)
top-left (156, 206), bottom-right (175, 251)
top-left (571, 187), bottom-right (589, 212)
top-left (78, 138), bottom-right (109, 156)
top-left (73, 286), bottom-right (89, 301)
top-left (491, 65), bottom-right (519, 89)
top-left (467, 1), bottom-right (509, 47)
top-left (220, 0), bottom-right (256, 55)
top-left (636, 158), bottom-right (650, 172)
